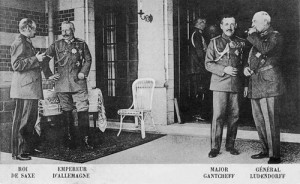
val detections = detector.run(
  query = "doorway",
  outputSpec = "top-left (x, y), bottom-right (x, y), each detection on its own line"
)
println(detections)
top-left (173, 0), bottom-right (222, 122)
top-left (95, 0), bottom-right (138, 120)
top-left (173, 0), bottom-right (299, 130)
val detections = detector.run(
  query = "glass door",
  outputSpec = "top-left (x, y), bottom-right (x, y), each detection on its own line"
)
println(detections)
top-left (95, 0), bottom-right (138, 120)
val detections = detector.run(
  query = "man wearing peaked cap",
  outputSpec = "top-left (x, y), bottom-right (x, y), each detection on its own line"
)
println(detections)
top-left (205, 14), bottom-right (247, 158)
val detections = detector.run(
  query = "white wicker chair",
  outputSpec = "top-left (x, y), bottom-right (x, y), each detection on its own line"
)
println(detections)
top-left (117, 78), bottom-right (156, 138)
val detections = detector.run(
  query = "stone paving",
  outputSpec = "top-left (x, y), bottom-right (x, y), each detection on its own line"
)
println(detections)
top-left (88, 135), bottom-right (300, 164)
top-left (1, 133), bottom-right (299, 164)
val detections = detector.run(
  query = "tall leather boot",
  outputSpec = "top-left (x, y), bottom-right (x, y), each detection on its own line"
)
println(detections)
top-left (63, 111), bottom-right (76, 149)
top-left (77, 111), bottom-right (93, 150)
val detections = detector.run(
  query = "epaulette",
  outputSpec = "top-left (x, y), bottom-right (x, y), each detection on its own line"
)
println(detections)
top-left (75, 38), bottom-right (85, 42)
top-left (56, 39), bottom-right (64, 43)
top-left (15, 34), bottom-right (24, 42)
top-left (16, 37), bottom-right (22, 42)
top-left (210, 35), bottom-right (221, 40)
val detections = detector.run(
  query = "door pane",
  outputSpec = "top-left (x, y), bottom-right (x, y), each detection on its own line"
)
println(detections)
top-left (117, 43), bottom-right (128, 60)
top-left (96, 1), bottom-right (138, 120)
top-left (129, 43), bottom-right (138, 60)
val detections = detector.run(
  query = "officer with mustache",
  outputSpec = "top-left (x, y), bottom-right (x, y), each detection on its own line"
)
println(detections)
top-left (205, 15), bottom-right (246, 158)
top-left (43, 21), bottom-right (93, 150)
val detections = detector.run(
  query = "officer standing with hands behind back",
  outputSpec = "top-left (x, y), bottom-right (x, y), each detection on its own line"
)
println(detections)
top-left (43, 21), bottom-right (93, 150)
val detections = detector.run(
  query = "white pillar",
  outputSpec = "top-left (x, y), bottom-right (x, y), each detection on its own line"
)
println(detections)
top-left (138, 0), bottom-right (174, 125)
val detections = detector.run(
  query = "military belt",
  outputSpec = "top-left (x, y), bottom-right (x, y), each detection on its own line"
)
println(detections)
top-left (256, 65), bottom-right (276, 73)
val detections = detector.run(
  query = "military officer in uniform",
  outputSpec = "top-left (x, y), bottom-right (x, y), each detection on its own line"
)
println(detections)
top-left (44, 21), bottom-right (93, 149)
top-left (10, 18), bottom-right (47, 160)
top-left (244, 11), bottom-right (284, 164)
top-left (207, 24), bottom-right (220, 40)
top-left (187, 17), bottom-right (209, 121)
top-left (205, 15), bottom-right (246, 158)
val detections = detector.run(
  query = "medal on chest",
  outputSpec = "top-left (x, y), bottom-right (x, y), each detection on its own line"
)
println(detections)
top-left (229, 40), bottom-right (244, 57)
top-left (234, 49), bottom-right (239, 56)
top-left (74, 43), bottom-right (84, 67)
top-left (71, 48), bottom-right (77, 54)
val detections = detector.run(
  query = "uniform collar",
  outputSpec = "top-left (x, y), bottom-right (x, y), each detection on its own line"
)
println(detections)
top-left (64, 38), bottom-right (75, 44)
top-left (222, 33), bottom-right (235, 41)
top-left (26, 38), bottom-right (32, 44)
top-left (194, 28), bottom-right (203, 34)
top-left (260, 27), bottom-right (273, 37)
top-left (20, 34), bottom-right (32, 44)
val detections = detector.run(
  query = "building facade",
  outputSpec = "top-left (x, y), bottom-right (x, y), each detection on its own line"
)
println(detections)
top-left (1, 0), bottom-right (300, 151)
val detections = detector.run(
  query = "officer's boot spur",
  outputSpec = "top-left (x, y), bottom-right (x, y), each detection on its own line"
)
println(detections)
top-left (78, 111), bottom-right (94, 150)
top-left (84, 136), bottom-right (93, 150)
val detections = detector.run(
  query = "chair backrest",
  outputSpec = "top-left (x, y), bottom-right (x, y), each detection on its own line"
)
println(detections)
top-left (132, 78), bottom-right (155, 110)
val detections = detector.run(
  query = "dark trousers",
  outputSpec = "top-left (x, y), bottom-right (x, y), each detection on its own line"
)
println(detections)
top-left (11, 99), bottom-right (38, 157)
top-left (57, 91), bottom-right (90, 136)
top-left (251, 96), bottom-right (280, 158)
top-left (188, 73), bottom-right (211, 117)
top-left (211, 91), bottom-right (240, 151)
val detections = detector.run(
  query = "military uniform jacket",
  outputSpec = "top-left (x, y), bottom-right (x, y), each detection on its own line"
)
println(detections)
top-left (188, 29), bottom-right (207, 75)
top-left (246, 27), bottom-right (284, 99)
top-left (205, 34), bottom-right (246, 92)
top-left (44, 38), bottom-right (92, 92)
top-left (10, 34), bottom-right (44, 99)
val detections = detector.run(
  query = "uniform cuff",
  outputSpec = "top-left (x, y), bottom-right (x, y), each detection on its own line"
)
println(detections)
top-left (32, 56), bottom-right (40, 67)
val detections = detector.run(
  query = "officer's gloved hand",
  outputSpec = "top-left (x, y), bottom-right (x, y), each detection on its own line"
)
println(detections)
top-left (243, 67), bottom-right (254, 76)
top-left (224, 66), bottom-right (238, 76)
top-left (247, 27), bottom-right (257, 35)
top-left (49, 73), bottom-right (60, 81)
top-left (243, 87), bottom-right (248, 97)
top-left (78, 73), bottom-right (85, 80)
top-left (36, 52), bottom-right (46, 62)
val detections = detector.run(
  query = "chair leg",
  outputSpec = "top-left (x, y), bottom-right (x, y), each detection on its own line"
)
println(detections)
top-left (93, 112), bottom-right (98, 129)
top-left (134, 117), bottom-right (139, 128)
top-left (141, 114), bottom-right (145, 139)
top-left (117, 115), bottom-right (124, 136)
top-left (150, 112), bottom-right (156, 131)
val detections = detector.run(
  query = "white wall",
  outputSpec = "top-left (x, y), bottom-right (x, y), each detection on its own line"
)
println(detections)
top-left (138, 0), bottom-right (174, 125)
